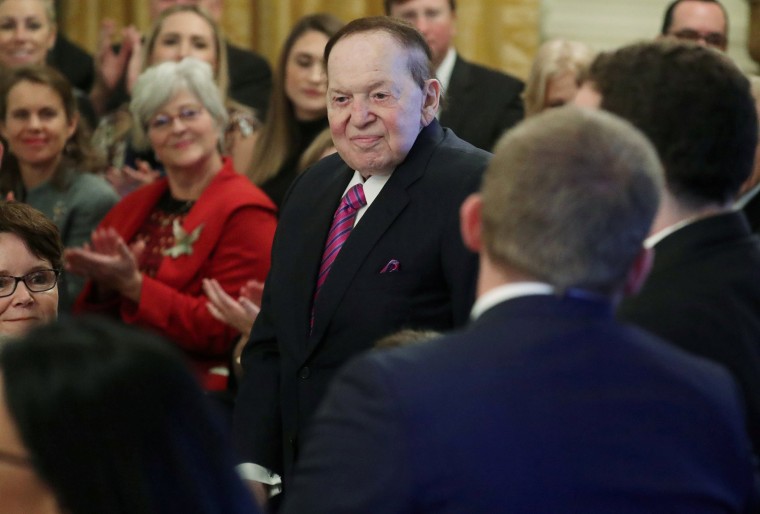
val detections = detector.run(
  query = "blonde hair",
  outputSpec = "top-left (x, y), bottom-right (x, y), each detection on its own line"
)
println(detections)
top-left (0, 0), bottom-right (55, 22)
top-left (142, 4), bottom-right (229, 99)
top-left (523, 39), bottom-right (595, 117)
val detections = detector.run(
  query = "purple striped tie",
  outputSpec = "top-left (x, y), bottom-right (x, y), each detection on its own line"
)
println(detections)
top-left (314, 183), bottom-right (367, 300)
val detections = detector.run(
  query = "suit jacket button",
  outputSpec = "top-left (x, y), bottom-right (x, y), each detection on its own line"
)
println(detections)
top-left (299, 366), bottom-right (310, 379)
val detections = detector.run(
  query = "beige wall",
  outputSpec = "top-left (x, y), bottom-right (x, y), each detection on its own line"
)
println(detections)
top-left (59, 0), bottom-right (540, 80)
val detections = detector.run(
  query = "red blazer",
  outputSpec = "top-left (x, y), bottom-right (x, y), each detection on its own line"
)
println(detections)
top-left (75, 159), bottom-right (277, 389)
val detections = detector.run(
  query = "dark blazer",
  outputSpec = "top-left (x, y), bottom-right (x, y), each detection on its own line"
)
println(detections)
top-left (740, 186), bottom-right (760, 233)
top-left (47, 34), bottom-right (95, 93)
top-left (284, 294), bottom-right (758, 514)
top-left (45, 34), bottom-right (97, 129)
top-left (226, 41), bottom-right (272, 120)
top-left (439, 54), bottom-right (524, 152)
top-left (233, 121), bottom-right (489, 483)
top-left (618, 211), bottom-right (760, 454)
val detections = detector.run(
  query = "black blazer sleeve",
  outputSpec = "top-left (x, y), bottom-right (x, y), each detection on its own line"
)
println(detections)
top-left (226, 41), bottom-right (273, 120)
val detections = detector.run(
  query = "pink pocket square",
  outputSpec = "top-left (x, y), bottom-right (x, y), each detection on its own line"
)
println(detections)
top-left (380, 259), bottom-right (401, 273)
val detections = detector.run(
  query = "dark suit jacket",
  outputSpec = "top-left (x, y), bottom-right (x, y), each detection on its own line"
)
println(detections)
top-left (226, 41), bottom-right (272, 120)
top-left (439, 54), bottom-right (524, 152)
top-left (740, 186), bottom-right (760, 233)
top-left (47, 34), bottom-right (94, 93)
top-left (233, 121), bottom-right (489, 483)
top-left (45, 34), bottom-right (97, 129)
top-left (618, 211), bottom-right (760, 454)
top-left (284, 294), bottom-right (758, 514)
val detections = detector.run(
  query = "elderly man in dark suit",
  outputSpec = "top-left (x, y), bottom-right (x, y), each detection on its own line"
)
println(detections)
top-left (232, 16), bottom-right (489, 504)
top-left (282, 106), bottom-right (758, 514)
top-left (385, 0), bottom-right (524, 151)
top-left (576, 41), bottom-right (760, 455)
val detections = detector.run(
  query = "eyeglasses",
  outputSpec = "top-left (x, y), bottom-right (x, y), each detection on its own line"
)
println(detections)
top-left (669, 29), bottom-right (727, 50)
top-left (0, 269), bottom-right (59, 298)
top-left (0, 449), bottom-right (32, 468)
top-left (147, 105), bottom-right (205, 132)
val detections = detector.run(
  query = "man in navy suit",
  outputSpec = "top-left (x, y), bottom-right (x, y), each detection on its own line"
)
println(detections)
top-left (385, 0), bottom-right (524, 151)
top-left (233, 16), bottom-right (490, 504)
top-left (575, 41), bottom-right (760, 455)
top-left (282, 106), bottom-right (759, 513)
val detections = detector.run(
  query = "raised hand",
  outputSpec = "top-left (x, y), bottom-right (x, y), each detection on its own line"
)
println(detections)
top-left (64, 227), bottom-right (143, 302)
top-left (202, 278), bottom-right (262, 336)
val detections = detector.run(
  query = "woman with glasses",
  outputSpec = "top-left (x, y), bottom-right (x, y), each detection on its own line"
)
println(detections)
top-left (65, 58), bottom-right (277, 391)
top-left (0, 201), bottom-right (62, 339)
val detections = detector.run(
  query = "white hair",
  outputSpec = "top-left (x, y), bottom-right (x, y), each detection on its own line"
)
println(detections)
top-left (130, 58), bottom-right (229, 146)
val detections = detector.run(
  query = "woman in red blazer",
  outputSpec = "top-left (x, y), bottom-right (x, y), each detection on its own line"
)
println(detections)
top-left (66, 58), bottom-right (276, 390)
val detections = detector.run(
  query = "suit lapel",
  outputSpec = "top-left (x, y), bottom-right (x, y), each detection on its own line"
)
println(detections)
top-left (308, 122), bottom-right (444, 352)
top-left (288, 163), bottom-right (354, 345)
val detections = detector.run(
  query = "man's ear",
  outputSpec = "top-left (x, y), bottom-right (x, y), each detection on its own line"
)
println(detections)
top-left (460, 193), bottom-right (483, 252)
top-left (420, 78), bottom-right (441, 126)
top-left (622, 246), bottom-right (654, 297)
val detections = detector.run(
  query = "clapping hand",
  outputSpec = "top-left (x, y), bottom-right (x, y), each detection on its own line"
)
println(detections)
top-left (202, 278), bottom-right (264, 337)
top-left (105, 159), bottom-right (161, 196)
top-left (64, 228), bottom-right (144, 302)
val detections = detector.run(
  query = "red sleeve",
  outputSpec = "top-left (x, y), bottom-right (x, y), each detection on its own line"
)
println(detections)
top-left (120, 204), bottom-right (276, 356)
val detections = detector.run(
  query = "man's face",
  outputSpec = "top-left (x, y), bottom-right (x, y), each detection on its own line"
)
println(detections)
top-left (666, 0), bottom-right (727, 51)
top-left (327, 31), bottom-right (438, 176)
top-left (388, 0), bottom-right (455, 69)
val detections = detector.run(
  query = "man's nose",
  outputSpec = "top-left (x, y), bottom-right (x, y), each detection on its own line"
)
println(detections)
top-left (411, 13), bottom-right (431, 34)
top-left (350, 99), bottom-right (371, 124)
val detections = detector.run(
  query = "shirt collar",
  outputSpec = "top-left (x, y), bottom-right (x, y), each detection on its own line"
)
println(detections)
top-left (470, 282), bottom-right (554, 320)
top-left (436, 47), bottom-right (457, 92)
top-left (344, 170), bottom-right (393, 225)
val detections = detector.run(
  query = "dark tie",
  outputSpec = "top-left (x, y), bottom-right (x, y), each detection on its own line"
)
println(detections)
top-left (314, 183), bottom-right (367, 301)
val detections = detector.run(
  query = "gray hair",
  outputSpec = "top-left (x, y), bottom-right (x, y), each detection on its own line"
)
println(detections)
top-left (481, 107), bottom-right (663, 295)
top-left (130, 58), bottom-right (229, 147)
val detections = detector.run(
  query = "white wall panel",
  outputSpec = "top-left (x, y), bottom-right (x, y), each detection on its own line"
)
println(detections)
top-left (542, 0), bottom-right (757, 73)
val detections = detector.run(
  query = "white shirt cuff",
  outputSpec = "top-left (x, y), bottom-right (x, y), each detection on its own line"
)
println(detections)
top-left (236, 463), bottom-right (282, 496)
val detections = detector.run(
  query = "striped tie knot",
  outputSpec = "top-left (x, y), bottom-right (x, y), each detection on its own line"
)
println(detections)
top-left (338, 183), bottom-right (366, 215)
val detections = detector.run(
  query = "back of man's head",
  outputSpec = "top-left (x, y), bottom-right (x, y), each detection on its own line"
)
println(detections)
top-left (585, 41), bottom-right (756, 208)
top-left (481, 107), bottom-right (662, 295)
